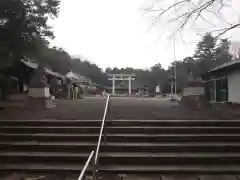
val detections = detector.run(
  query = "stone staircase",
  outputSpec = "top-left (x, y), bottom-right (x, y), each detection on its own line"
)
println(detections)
top-left (1, 120), bottom-right (240, 175)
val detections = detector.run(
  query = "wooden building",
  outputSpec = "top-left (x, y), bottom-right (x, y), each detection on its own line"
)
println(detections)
top-left (203, 60), bottom-right (240, 103)
top-left (0, 57), bottom-right (64, 99)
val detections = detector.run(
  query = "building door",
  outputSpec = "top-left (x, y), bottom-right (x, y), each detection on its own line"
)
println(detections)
top-left (205, 81), bottom-right (215, 101)
top-left (216, 78), bottom-right (228, 102)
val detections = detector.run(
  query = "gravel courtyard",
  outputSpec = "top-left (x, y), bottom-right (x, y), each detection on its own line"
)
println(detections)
top-left (0, 96), bottom-right (237, 120)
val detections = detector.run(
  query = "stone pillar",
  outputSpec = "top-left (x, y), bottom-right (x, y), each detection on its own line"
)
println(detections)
top-left (128, 76), bottom-right (131, 95)
top-left (112, 76), bottom-right (115, 94)
top-left (67, 83), bottom-right (72, 99)
top-left (27, 65), bottom-right (55, 109)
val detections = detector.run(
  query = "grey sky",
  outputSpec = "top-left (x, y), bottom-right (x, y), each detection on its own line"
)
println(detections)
top-left (50, 0), bottom-right (240, 69)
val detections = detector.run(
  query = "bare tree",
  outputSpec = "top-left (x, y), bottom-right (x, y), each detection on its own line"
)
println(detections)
top-left (145, 0), bottom-right (240, 37)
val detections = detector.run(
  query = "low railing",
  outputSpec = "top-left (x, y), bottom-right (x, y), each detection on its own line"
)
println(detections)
top-left (77, 94), bottom-right (111, 180)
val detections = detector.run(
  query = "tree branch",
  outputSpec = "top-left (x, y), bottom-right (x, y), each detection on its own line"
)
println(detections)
top-left (215, 23), bottom-right (240, 37)
top-left (146, 0), bottom-right (239, 37)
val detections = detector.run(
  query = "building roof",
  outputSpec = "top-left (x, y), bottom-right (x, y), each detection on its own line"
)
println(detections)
top-left (208, 60), bottom-right (240, 73)
top-left (21, 57), bottom-right (38, 69)
top-left (21, 57), bottom-right (64, 79)
top-left (66, 71), bottom-right (88, 84)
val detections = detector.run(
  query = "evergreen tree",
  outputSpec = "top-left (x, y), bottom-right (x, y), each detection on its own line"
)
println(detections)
top-left (215, 39), bottom-right (232, 66)
top-left (0, 0), bottom-right (60, 68)
top-left (194, 33), bottom-right (217, 75)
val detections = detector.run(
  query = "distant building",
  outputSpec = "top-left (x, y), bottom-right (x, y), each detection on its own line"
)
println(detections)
top-left (203, 60), bottom-right (240, 103)
top-left (66, 71), bottom-right (89, 86)
top-left (1, 57), bottom-right (64, 94)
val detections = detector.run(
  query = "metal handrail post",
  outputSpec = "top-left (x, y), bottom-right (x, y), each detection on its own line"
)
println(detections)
top-left (94, 94), bottom-right (110, 165)
top-left (108, 97), bottom-right (111, 121)
top-left (78, 94), bottom-right (111, 180)
top-left (104, 98), bottom-right (111, 144)
top-left (78, 151), bottom-right (95, 180)
top-left (92, 157), bottom-right (97, 180)
top-left (103, 126), bottom-right (107, 145)
top-left (104, 98), bottom-right (110, 144)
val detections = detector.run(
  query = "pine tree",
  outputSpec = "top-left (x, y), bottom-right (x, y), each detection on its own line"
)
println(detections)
top-left (194, 33), bottom-right (217, 75)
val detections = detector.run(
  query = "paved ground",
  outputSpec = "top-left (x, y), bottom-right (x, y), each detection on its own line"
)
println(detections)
top-left (0, 97), bottom-right (237, 120)
top-left (2, 173), bottom-right (240, 180)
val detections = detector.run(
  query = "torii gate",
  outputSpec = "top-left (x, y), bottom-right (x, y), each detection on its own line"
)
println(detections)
top-left (107, 73), bottom-right (136, 95)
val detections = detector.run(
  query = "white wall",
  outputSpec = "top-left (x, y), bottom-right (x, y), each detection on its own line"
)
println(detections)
top-left (228, 70), bottom-right (240, 103)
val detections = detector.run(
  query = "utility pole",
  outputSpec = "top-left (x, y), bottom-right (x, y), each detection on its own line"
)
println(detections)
top-left (170, 0), bottom-right (177, 97)
top-left (171, 76), bottom-right (174, 97)
top-left (173, 35), bottom-right (177, 94)
top-left (173, 0), bottom-right (177, 95)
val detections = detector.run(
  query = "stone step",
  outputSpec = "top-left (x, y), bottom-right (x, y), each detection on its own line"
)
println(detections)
top-left (2, 120), bottom-right (240, 175)
top-left (0, 120), bottom-right (102, 127)
top-left (1, 133), bottom-right (240, 142)
top-left (2, 152), bottom-right (240, 165)
top-left (0, 163), bottom-right (87, 173)
top-left (2, 120), bottom-right (240, 127)
top-left (1, 164), bottom-right (240, 174)
top-left (2, 142), bottom-right (240, 153)
top-left (2, 126), bottom-right (240, 134)
top-left (100, 165), bottom-right (240, 174)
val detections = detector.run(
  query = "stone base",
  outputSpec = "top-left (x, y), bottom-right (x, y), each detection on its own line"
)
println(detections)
top-left (181, 80), bottom-right (207, 109)
top-left (26, 87), bottom-right (55, 109)
top-left (26, 97), bottom-right (56, 109)
top-left (28, 87), bottom-right (50, 98)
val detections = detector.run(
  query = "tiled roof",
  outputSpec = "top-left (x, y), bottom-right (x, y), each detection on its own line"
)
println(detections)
top-left (21, 57), bottom-right (64, 79)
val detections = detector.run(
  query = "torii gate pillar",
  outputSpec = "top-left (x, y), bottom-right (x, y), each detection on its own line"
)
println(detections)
top-left (112, 76), bottom-right (115, 94)
top-left (128, 76), bottom-right (132, 95)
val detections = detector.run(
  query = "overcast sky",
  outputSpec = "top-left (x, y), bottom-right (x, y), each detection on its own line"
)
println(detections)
top-left (50, 0), bottom-right (240, 69)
